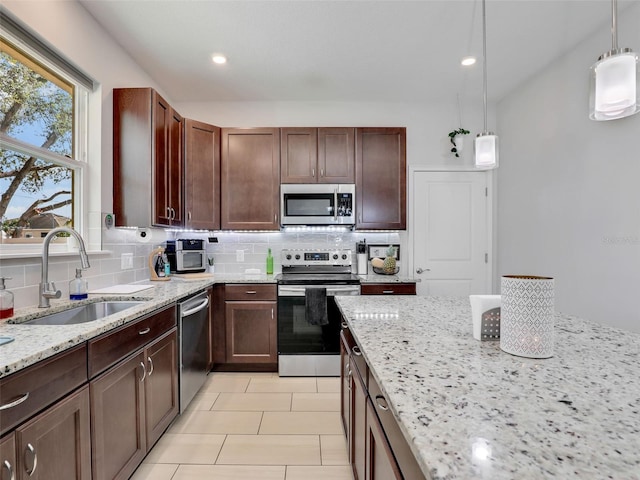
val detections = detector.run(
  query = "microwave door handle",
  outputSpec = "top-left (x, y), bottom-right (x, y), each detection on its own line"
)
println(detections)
top-left (334, 189), bottom-right (338, 221)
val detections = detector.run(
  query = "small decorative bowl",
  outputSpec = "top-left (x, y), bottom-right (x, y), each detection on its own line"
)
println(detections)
top-left (372, 266), bottom-right (399, 275)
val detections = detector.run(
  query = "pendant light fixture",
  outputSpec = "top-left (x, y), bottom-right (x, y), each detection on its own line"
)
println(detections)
top-left (475, 0), bottom-right (498, 169)
top-left (589, 0), bottom-right (639, 121)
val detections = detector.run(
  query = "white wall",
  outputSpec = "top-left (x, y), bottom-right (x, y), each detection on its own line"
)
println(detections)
top-left (4, 0), bottom-right (169, 212)
top-left (497, 3), bottom-right (640, 332)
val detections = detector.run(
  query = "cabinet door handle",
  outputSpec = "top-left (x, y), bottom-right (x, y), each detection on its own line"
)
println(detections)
top-left (148, 357), bottom-right (154, 376)
top-left (375, 395), bottom-right (389, 411)
top-left (3, 459), bottom-right (14, 480)
top-left (341, 322), bottom-right (348, 329)
top-left (25, 443), bottom-right (37, 476)
top-left (352, 346), bottom-right (362, 356)
top-left (382, 290), bottom-right (394, 294)
top-left (139, 327), bottom-right (151, 335)
top-left (187, 211), bottom-right (192, 221)
top-left (320, 168), bottom-right (324, 177)
top-left (0, 392), bottom-right (29, 411)
top-left (139, 361), bottom-right (147, 383)
top-left (312, 168), bottom-right (315, 177)
top-left (166, 206), bottom-right (171, 218)
top-left (245, 291), bottom-right (257, 295)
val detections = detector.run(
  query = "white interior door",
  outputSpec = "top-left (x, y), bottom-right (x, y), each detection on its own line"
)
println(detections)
top-left (411, 170), bottom-right (491, 296)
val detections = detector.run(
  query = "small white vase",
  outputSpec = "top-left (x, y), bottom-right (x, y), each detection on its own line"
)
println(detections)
top-left (454, 135), bottom-right (464, 155)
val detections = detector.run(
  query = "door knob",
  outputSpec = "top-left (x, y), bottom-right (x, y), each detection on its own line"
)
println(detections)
top-left (416, 267), bottom-right (431, 274)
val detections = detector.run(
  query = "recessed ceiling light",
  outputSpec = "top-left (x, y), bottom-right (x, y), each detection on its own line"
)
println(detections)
top-left (461, 56), bottom-right (476, 66)
top-left (212, 55), bottom-right (227, 65)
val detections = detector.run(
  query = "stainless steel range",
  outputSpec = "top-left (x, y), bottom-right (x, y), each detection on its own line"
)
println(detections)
top-left (277, 248), bottom-right (360, 376)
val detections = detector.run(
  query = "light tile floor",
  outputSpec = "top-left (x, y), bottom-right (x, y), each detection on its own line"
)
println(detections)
top-left (131, 373), bottom-right (354, 480)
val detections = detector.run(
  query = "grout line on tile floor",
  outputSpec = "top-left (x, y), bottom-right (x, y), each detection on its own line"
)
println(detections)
top-left (213, 434), bottom-right (227, 465)
top-left (257, 411), bottom-right (265, 435)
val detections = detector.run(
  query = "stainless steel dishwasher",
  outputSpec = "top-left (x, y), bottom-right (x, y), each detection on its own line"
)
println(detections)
top-left (178, 290), bottom-right (210, 413)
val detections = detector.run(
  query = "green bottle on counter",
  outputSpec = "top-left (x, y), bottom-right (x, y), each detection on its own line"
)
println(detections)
top-left (266, 248), bottom-right (274, 274)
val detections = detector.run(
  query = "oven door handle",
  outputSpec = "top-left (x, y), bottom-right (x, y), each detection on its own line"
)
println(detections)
top-left (279, 286), bottom-right (360, 296)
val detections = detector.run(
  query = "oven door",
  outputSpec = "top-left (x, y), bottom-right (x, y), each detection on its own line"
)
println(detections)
top-left (277, 284), bottom-right (360, 376)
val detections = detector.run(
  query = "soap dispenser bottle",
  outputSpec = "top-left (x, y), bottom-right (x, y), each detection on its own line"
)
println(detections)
top-left (69, 269), bottom-right (88, 300)
top-left (266, 248), bottom-right (274, 275)
top-left (0, 277), bottom-right (14, 319)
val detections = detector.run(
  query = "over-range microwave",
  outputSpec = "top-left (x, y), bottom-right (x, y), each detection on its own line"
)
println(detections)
top-left (280, 184), bottom-right (355, 226)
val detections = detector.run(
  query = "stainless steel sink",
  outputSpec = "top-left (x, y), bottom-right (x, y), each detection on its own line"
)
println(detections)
top-left (19, 301), bottom-right (145, 326)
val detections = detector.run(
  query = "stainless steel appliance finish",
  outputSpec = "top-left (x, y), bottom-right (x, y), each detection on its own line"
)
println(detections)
top-left (178, 290), bottom-right (210, 413)
top-left (280, 184), bottom-right (355, 226)
top-left (166, 239), bottom-right (206, 273)
top-left (277, 248), bottom-right (360, 377)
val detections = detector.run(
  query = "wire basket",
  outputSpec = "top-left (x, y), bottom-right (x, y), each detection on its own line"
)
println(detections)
top-left (372, 266), bottom-right (400, 275)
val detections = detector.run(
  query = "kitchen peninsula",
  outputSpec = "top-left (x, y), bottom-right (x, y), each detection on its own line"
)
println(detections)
top-left (336, 296), bottom-right (640, 479)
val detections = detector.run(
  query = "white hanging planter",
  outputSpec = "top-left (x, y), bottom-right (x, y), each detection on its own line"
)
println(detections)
top-left (448, 128), bottom-right (470, 158)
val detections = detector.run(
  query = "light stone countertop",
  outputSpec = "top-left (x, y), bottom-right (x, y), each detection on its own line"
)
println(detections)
top-left (0, 274), bottom-right (277, 378)
top-left (335, 295), bottom-right (640, 480)
top-left (357, 274), bottom-right (418, 283)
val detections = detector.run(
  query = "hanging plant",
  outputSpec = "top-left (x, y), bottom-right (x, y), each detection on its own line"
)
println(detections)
top-left (448, 128), bottom-right (470, 157)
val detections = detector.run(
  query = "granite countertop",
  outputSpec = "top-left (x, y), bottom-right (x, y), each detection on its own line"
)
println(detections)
top-left (0, 273), bottom-right (277, 378)
top-left (358, 274), bottom-right (418, 283)
top-left (335, 296), bottom-right (640, 480)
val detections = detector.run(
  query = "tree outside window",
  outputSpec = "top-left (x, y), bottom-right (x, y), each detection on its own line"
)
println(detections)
top-left (1, 39), bottom-right (79, 243)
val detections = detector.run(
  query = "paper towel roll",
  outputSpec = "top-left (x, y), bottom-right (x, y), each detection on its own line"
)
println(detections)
top-left (136, 228), bottom-right (167, 244)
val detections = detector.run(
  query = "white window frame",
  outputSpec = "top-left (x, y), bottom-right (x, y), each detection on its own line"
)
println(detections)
top-left (0, 20), bottom-right (94, 258)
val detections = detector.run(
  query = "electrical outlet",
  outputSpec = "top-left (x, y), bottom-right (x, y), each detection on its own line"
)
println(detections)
top-left (121, 253), bottom-right (133, 269)
top-left (236, 250), bottom-right (245, 262)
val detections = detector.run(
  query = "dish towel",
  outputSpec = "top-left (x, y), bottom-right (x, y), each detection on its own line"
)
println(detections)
top-left (305, 287), bottom-right (328, 326)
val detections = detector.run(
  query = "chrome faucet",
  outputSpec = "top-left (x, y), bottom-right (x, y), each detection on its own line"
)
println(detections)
top-left (39, 227), bottom-right (91, 308)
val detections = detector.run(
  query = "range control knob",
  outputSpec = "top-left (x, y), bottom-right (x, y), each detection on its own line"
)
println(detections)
top-left (341, 254), bottom-right (348, 260)
top-left (295, 254), bottom-right (301, 260)
top-left (286, 254), bottom-right (292, 260)
top-left (333, 254), bottom-right (339, 260)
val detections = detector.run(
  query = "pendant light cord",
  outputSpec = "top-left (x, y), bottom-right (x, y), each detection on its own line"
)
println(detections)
top-left (611, 0), bottom-right (618, 51)
top-left (482, 0), bottom-right (488, 133)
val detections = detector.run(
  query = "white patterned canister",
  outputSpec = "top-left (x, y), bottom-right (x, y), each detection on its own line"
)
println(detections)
top-left (500, 275), bottom-right (555, 358)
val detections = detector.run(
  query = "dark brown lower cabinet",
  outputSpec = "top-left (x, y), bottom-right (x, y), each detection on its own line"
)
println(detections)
top-left (144, 329), bottom-right (179, 449)
top-left (366, 399), bottom-right (402, 480)
top-left (10, 386), bottom-right (91, 480)
top-left (341, 320), bottom-right (427, 480)
top-left (91, 328), bottom-right (178, 480)
top-left (225, 301), bottom-right (277, 364)
top-left (351, 363), bottom-right (367, 480)
top-left (91, 351), bottom-right (146, 480)
top-left (0, 434), bottom-right (16, 480)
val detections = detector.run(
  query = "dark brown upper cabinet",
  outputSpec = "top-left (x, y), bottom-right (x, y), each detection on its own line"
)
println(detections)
top-left (355, 127), bottom-right (406, 230)
top-left (184, 119), bottom-right (221, 230)
top-left (221, 128), bottom-right (280, 230)
top-left (281, 127), bottom-right (355, 184)
top-left (113, 88), bottom-right (183, 227)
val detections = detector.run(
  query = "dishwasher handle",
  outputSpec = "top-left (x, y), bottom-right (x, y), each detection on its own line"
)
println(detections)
top-left (180, 296), bottom-right (209, 318)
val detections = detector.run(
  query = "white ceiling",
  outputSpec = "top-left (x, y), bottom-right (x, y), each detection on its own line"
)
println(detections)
top-left (79, 0), bottom-right (636, 103)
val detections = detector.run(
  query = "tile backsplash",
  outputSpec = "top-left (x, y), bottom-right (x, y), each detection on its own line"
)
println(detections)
top-left (1, 225), bottom-right (403, 310)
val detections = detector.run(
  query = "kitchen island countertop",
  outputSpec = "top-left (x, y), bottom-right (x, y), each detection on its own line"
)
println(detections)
top-left (336, 295), bottom-right (640, 480)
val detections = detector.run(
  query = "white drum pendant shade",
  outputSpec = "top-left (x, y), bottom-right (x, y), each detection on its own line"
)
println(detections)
top-left (590, 51), bottom-right (640, 120)
top-left (474, 133), bottom-right (498, 169)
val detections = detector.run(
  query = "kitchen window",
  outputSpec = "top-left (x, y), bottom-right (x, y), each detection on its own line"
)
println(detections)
top-left (0, 15), bottom-right (93, 252)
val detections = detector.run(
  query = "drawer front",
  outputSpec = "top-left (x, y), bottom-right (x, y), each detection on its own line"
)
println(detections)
top-left (225, 284), bottom-right (276, 301)
top-left (361, 283), bottom-right (416, 295)
top-left (368, 371), bottom-right (426, 480)
top-left (0, 344), bottom-right (88, 436)
top-left (88, 305), bottom-right (176, 378)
